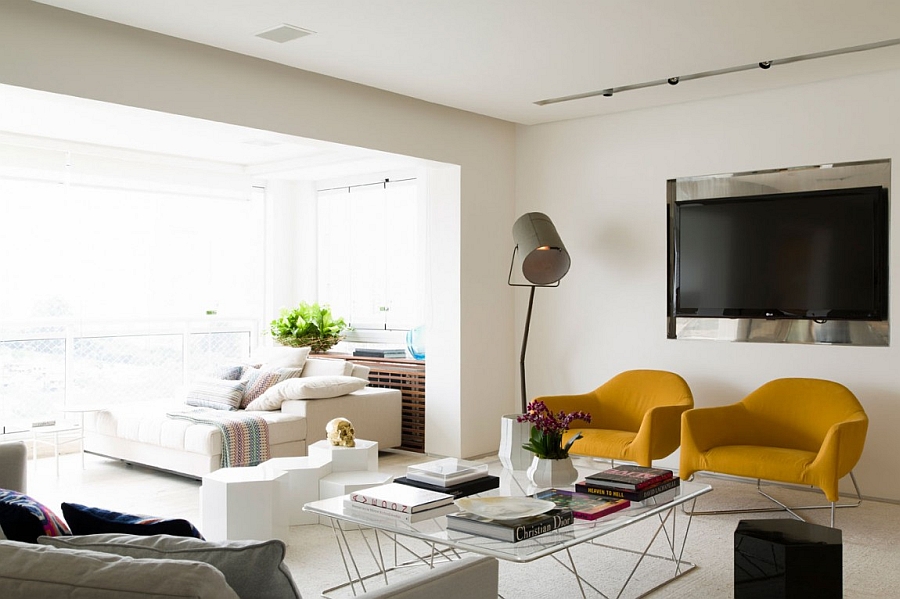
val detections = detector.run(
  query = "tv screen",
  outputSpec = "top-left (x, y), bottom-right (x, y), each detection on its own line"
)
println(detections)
top-left (672, 186), bottom-right (888, 321)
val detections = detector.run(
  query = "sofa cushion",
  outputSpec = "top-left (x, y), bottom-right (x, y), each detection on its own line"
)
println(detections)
top-left (0, 490), bottom-right (69, 543)
top-left (61, 503), bottom-right (203, 538)
top-left (0, 539), bottom-right (239, 598)
top-left (185, 378), bottom-right (247, 411)
top-left (88, 402), bottom-right (307, 455)
top-left (39, 534), bottom-right (301, 599)
top-left (300, 358), bottom-right (353, 377)
top-left (245, 376), bottom-right (369, 411)
top-left (251, 345), bottom-right (311, 370)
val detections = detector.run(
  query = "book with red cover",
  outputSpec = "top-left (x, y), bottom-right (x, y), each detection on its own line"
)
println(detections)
top-left (584, 465), bottom-right (673, 491)
top-left (575, 477), bottom-right (681, 502)
top-left (533, 489), bottom-right (630, 520)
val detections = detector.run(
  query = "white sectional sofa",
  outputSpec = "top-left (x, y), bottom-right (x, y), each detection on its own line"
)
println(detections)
top-left (83, 350), bottom-right (402, 479)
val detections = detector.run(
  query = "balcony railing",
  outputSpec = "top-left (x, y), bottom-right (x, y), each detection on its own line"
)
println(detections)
top-left (0, 318), bottom-right (257, 434)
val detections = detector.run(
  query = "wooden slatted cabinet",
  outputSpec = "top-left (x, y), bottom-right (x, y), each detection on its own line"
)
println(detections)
top-left (318, 354), bottom-right (426, 453)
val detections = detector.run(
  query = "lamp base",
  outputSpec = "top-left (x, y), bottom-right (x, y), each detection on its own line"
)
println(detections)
top-left (498, 414), bottom-right (533, 471)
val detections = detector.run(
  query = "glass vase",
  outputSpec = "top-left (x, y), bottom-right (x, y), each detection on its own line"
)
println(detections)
top-left (406, 325), bottom-right (426, 360)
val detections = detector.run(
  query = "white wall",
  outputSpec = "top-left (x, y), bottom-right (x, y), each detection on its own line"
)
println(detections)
top-left (516, 67), bottom-right (900, 501)
top-left (0, 0), bottom-right (518, 459)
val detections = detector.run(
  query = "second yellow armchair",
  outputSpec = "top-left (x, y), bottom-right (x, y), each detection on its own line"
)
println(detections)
top-left (679, 378), bottom-right (868, 504)
top-left (538, 370), bottom-right (694, 467)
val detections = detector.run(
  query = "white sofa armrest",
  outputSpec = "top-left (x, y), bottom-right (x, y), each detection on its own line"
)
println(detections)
top-left (280, 387), bottom-right (402, 449)
top-left (0, 441), bottom-right (27, 494)
top-left (356, 557), bottom-right (498, 599)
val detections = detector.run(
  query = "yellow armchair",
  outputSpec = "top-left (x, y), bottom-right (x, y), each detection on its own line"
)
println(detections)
top-left (539, 370), bottom-right (694, 467)
top-left (680, 378), bottom-right (868, 506)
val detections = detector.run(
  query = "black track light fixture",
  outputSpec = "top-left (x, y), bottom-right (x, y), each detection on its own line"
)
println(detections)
top-left (535, 37), bottom-right (900, 107)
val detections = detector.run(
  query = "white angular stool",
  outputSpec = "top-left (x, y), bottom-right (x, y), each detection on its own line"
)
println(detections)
top-left (262, 456), bottom-right (332, 526)
top-left (308, 439), bottom-right (379, 472)
top-left (201, 465), bottom-right (288, 541)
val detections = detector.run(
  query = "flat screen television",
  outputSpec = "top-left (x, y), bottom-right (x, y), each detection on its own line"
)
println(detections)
top-left (671, 186), bottom-right (888, 321)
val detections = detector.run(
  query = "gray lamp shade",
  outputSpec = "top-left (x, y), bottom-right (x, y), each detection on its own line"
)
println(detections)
top-left (513, 212), bottom-right (570, 285)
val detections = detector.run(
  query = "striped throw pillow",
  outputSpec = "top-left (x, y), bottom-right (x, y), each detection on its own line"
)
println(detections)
top-left (240, 367), bottom-right (304, 409)
top-left (184, 378), bottom-right (246, 411)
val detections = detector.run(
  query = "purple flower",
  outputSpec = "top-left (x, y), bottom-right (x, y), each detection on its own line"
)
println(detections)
top-left (517, 400), bottom-right (591, 459)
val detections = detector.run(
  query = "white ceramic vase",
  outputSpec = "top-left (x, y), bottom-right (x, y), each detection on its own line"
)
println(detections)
top-left (498, 414), bottom-right (533, 471)
top-left (526, 456), bottom-right (579, 488)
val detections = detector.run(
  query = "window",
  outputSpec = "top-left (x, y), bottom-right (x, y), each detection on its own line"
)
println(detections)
top-left (317, 178), bottom-right (422, 332)
top-left (0, 145), bottom-right (265, 432)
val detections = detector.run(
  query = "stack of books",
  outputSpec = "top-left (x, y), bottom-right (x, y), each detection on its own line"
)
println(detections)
top-left (344, 482), bottom-right (457, 523)
top-left (352, 348), bottom-right (408, 359)
top-left (575, 465), bottom-right (681, 502)
top-left (446, 508), bottom-right (574, 543)
top-left (394, 458), bottom-right (500, 498)
top-left (533, 488), bottom-right (630, 520)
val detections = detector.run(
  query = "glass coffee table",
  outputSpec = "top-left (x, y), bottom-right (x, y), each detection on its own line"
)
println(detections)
top-left (304, 470), bottom-right (711, 598)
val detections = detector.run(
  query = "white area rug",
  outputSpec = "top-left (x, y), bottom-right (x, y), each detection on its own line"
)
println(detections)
top-left (27, 453), bottom-right (900, 598)
top-left (282, 472), bottom-right (900, 598)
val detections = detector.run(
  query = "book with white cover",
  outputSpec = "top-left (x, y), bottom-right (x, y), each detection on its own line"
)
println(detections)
top-left (343, 499), bottom-right (459, 523)
top-left (348, 482), bottom-right (455, 513)
top-left (406, 458), bottom-right (489, 487)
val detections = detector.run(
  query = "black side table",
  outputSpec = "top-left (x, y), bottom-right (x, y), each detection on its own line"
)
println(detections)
top-left (734, 518), bottom-right (842, 599)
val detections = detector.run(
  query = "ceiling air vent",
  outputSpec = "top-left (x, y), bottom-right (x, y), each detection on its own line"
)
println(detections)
top-left (255, 24), bottom-right (315, 43)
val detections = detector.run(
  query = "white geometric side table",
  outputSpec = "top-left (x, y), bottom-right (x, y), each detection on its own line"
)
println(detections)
top-left (201, 466), bottom-right (288, 541)
top-left (308, 439), bottom-right (379, 472)
top-left (263, 456), bottom-right (332, 526)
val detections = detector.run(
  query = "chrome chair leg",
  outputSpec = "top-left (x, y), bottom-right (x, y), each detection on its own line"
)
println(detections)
top-left (682, 471), bottom-right (862, 527)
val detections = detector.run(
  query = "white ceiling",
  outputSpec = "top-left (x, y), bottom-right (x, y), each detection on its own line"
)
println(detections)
top-left (9, 1), bottom-right (900, 176)
top-left (30, 0), bottom-right (900, 125)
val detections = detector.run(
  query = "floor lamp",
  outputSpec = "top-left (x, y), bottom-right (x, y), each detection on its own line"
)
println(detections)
top-left (508, 212), bottom-right (571, 412)
top-left (499, 212), bottom-right (571, 470)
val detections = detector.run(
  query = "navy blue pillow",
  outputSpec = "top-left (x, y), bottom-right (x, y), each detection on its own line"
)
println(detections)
top-left (0, 489), bottom-right (70, 543)
top-left (61, 502), bottom-right (203, 539)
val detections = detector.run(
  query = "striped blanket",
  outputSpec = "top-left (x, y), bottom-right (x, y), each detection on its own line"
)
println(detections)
top-left (166, 409), bottom-right (270, 468)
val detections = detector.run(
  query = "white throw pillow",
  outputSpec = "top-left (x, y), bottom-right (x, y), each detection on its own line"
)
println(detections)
top-left (245, 376), bottom-right (368, 411)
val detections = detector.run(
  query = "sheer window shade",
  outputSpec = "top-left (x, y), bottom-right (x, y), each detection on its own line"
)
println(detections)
top-left (0, 143), bottom-right (264, 329)
top-left (317, 178), bottom-right (420, 331)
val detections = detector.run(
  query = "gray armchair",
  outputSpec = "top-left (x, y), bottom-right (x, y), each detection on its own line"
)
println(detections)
top-left (0, 441), bottom-right (27, 493)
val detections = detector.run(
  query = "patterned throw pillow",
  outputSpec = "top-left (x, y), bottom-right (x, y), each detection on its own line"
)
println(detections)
top-left (212, 364), bottom-right (245, 380)
top-left (239, 367), bottom-right (304, 409)
top-left (0, 489), bottom-right (70, 543)
top-left (61, 503), bottom-right (203, 538)
top-left (184, 378), bottom-right (246, 411)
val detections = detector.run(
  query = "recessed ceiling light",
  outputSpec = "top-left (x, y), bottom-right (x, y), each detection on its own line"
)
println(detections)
top-left (255, 24), bottom-right (315, 44)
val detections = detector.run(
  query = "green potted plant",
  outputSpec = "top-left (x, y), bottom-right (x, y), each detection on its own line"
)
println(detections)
top-left (269, 302), bottom-right (348, 353)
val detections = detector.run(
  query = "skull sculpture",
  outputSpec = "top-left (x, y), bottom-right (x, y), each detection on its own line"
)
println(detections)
top-left (326, 417), bottom-right (356, 447)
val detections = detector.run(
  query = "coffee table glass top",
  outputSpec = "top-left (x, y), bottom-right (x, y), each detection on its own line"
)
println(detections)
top-left (303, 477), bottom-right (711, 563)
